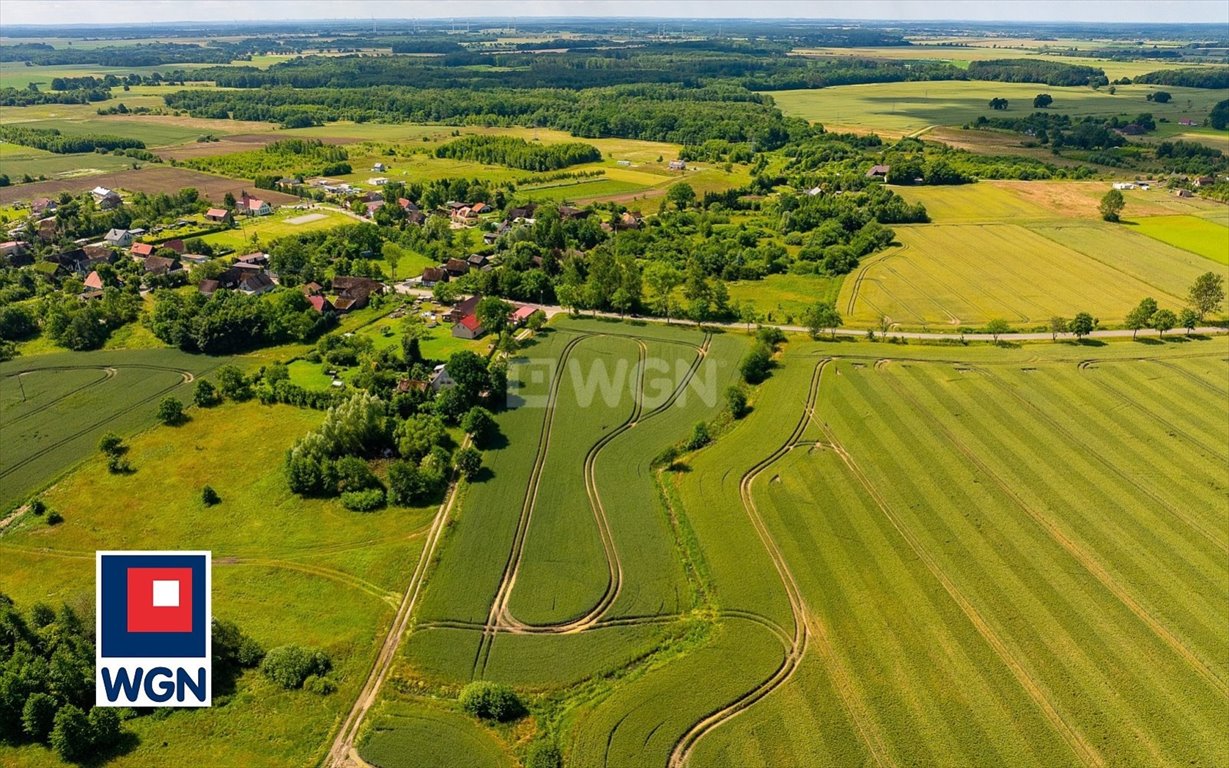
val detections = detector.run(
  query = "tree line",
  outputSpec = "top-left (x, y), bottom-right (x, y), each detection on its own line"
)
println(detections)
top-left (0, 125), bottom-right (145, 154)
top-left (966, 59), bottom-right (1109, 87)
top-left (434, 135), bottom-right (601, 172)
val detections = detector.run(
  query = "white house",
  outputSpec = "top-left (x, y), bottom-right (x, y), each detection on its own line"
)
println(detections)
top-left (104, 228), bottom-right (133, 246)
top-left (429, 363), bottom-right (455, 392)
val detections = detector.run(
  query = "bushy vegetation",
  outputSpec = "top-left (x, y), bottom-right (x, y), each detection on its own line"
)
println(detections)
top-left (185, 138), bottom-right (350, 180)
top-left (435, 135), bottom-right (601, 171)
top-left (148, 289), bottom-right (336, 355)
top-left (458, 681), bottom-right (524, 722)
top-left (0, 597), bottom-right (126, 761)
top-left (259, 645), bottom-right (332, 690)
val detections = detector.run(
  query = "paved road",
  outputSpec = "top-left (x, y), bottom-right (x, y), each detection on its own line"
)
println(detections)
top-left (390, 284), bottom-right (1228, 343)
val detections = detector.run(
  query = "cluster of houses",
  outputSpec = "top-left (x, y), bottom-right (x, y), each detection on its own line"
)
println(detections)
top-left (299, 275), bottom-right (386, 314)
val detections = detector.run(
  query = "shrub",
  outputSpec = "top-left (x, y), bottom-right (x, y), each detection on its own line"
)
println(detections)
top-left (46, 510), bottom-right (63, 525)
top-left (756, 326), bottom-right (786, 346)
top-left (303, 674), bottom-right (337, 695)
top-left (725, 385), bottom-right (748, 419)
top-left (88, 707), bottom-right (121, 751)
top-left (458, 681), bottom-right (524, 722)
top-left (21, 692), bottom-right (56, 741)
top-left (216, 364), bottom-right (252, 401)
top-left (28, 498), bottom-right (46, 515)
top-left (98, 432), bottom-right (123, 455)
top-left (193, 379), bottom-right (222, 407)
top-left (526, 743), bottom-right (563, 768)
top-left (740, 342), bottom-right (774, 384)
top-left (107, 454), bottom-right (132, 474)
top-left (260, 645), bottom-right (331, 689)
top-left (201, 485), bottom-right (221, 506)
top-left (685, 421), bottom-right (711, 451)
top-left (50, 705), bottom-right (92, 762)
top-left (334, 456), bottom-right (380, 493)
top-left (157, 396), bottom-right (186, 425)
top-left (341, 488), bottom-right (385, 511)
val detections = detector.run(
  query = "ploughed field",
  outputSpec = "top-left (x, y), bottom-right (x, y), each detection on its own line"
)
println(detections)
top-left (364, 321), bottom-right (1229, 768)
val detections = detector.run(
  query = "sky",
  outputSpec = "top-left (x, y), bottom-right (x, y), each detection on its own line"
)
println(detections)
top-left (0, 0), bottom-right (1226, 27)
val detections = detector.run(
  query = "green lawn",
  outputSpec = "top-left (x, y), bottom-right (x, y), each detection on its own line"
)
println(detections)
top-left (1132, 214), bottom-right (1229, 265)
top-left (200, 208), bottom-right (352, 252)
top-left (727, 273), bottom-right (843, 324)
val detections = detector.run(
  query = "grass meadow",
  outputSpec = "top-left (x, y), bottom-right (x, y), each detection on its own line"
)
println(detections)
top-left (770, 81), bottom-right (1229, 137)
top-left (0, 400), bottom-right (439, 767)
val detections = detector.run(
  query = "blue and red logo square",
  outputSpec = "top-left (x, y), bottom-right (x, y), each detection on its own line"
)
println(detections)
top-left (96, 551), bottom-right (211, 707)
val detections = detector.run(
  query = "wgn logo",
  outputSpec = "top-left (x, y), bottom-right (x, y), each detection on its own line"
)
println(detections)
top-left (96, 551), bottom-right (211, 707)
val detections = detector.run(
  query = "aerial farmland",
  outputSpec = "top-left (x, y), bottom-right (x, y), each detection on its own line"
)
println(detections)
top-left (0, 7), bottom-right (1226, 768)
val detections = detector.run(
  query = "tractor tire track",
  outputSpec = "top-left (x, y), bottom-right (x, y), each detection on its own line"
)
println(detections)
top-left (499, 333), bottom-right (712, 636)
top-left (668, 360), bottom-right (825, 768)
top-left (3, 366), bottom-right (116, 425)
top-left (473, 333), bottom-right (590, 676)
top-left (0, 367), bottom-right (195, 480)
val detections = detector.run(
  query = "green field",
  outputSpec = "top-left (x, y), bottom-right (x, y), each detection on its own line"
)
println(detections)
top-left (1133, 214), bottom-right (1229, 265)
top-left (838, 182), bottom-right (1222, 330)
top-left (359, 703), bottom-right (515, 768)
top-left (0, 348), bottom-right (232, 512)
top-left (675, 338), bottom-right (1229, 766)
top-left (0, 399), bottom-right (439, 767)
top-left (362, 319), bottom-right (1229, 768)
top-left (771, 81), bottom-right (1229, 137)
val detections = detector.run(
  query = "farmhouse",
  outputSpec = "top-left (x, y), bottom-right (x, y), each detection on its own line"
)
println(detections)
top-left (104, 229), bottom-right (134, 247)
top-left (331, 275), bottom-right (385, 311)
top-left (31, 198), bottom-right (56, 216)
top-left (130, 243), bottom-right (156, 259)
top-left (444, 258), bottom-right (470, 278)
top-left (447, 294), bottom-right (482, 323)
top-left (238, 271), bottom-right (275, 295)
top-left (429, 364), bottom-right (455, 392)
top-left (307, 294), bottom-right (335, 314)
top-left (466, 253), bottom-right (489, 269)
top-left (1112, 182), bottom-right (1137, 190)
top-left (205, 208), bottom-right (233, 224)
top-left (866, 164), bottom-right (891, 180)
top-left (668, 160), bottom-right (687, 170)
top-left (372, 162), bottom-right (386, 172)
top-left (92, 187), bottom-right (122, 209)
top-left (239, 195), bottom-right (272, 216)
top-left (143, 254), bottom-right (182, 276)
top-left (420, 266), bottom-right (447, 286)
top-left (302, 281), bottom-right (323, 296)
top-left (509, 304), bottom-right (537, 327)
top-left (1194, 176), bottom-right (1216, 188)
top-left (0, 240), bottom-right (30, 265)
top-left (452, 313), bottom-right (485, 339)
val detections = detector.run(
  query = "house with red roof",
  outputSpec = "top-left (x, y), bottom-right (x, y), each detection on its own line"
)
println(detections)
top-left (130, 242), bottom-right (156, 259)
top-left (451, 313), bottom-right (485, 339)
top-left (205, 208), bottom-right (233, 224)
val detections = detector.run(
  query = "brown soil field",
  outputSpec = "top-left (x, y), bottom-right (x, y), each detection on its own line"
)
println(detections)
top-left (0, 167), bottom-right (300, 206)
